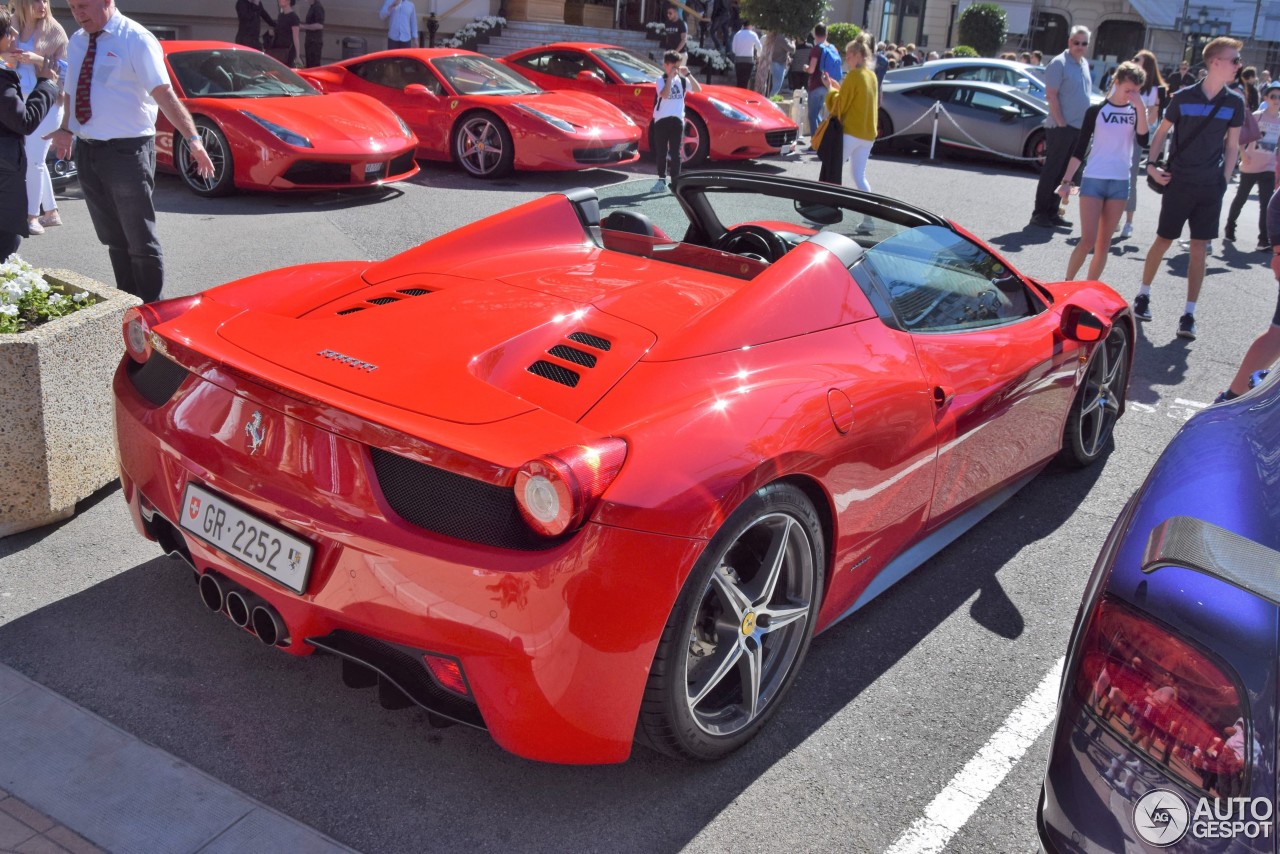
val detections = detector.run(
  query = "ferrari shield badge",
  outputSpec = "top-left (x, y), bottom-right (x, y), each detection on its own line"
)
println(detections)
top-left (244, 410), bottom-right (265, 456)
top-left (451, 99), bottom-right (459, 110)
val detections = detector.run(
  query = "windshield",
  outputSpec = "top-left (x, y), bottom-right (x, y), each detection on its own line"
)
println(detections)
top-left (592, 48), bottom-right (662, 84)
top-left (434, 55), bottom-right (540, 96)
top-left (167, 49), bottom-right (318, 98)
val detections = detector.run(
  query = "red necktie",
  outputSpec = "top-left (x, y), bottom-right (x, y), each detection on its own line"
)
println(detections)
top-left (75, 32), bottom-right (99, 126)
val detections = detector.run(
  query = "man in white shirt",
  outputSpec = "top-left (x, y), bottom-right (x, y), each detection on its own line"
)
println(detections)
top-left (380, 0), bottom-right (417, 50)
top-left (731, 20), bottom-right (761, 90)
top-left (47, 0), bottom-right (213, 303)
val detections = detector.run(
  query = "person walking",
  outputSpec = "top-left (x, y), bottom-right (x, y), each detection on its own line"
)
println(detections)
top-left (1215, 188), bottom-right (1280, 402)
top-left (7, 0), bottom-right (66, 236)
top-left (650, 50), bottom-right (699, 194)
top-left (730, 20), bottom-right (759, 90)
top-left (0, 7), bottom-right (58, 260)
top-left (766, 30), bottom-right (792, 97)
top-left (234, 0), bottom-right (274, 50)
top-left (1134, 36), bottom-right (1245, 341)
top-left (1030, 26), bottom-right (1092, 229)
top-left (823, 34), bottom-right (877, 232)
top-left (300, 0), bottom-right (325, 68)
top-left (380, 0), bottom-right (416, 50)
top-left (804, 24), bottom-right (841, 139)
top-left (46, 0), bottom-right (214, 303)
top-left (1057, 62), bottom-right (1150, 282)
top-left (1224, 81), bottom-right (1280, 251)
top-left (1118, 50), bottom-right (1165, 239)
top-left (661, 6), bottom-right (687, 70)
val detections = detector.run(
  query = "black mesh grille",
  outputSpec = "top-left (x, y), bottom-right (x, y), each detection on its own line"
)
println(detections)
top-left (389, 151), bottom-right (416, 176)
top-left (306, 630), bottom-right (486, 729)
top-left (572, 142), bottom-right (638, 164)
top-left (367, 296), bottom-right (399, 305)
top-left (547, 345), bottom-right (597, 368)
top-left (567, 332), bottom-right (611, 351)
top-left (338, 307), bottom-right (365, 315)
top-left (527, 360), bottom-right (580, 387)
top-left (370, 448), bottom-right (562, 550)
top-left (282, 161), bottom-right (351, 185)
top-left (126, 353), bottom-right (189, 406)
top-left (397, 288), bottom-right (430, 296)
top-left (765, 129), bottom-right (798, 147)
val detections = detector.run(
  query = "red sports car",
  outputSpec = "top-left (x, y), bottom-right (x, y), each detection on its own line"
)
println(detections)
top-left (114, 172), bottom-right (1131, 764)
top-left (502, 43), bottom-right (799, 164)
top-left (156, 42), bottom-right (419, 197)
top-left (298, 49), bottom-right (641, 179)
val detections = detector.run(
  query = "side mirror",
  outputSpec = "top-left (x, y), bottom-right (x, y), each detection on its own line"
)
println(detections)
top-left (1060, 304), bottom-right (1111, 343)
top-left (576, 70), bottom-right (604, 86)
top-left (997, 104), bottom-right (1020, 122)
top-left (404, 83), bottom-right (436, 98)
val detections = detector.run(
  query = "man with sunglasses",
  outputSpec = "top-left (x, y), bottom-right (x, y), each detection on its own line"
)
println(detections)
top-left (1029, 26), bottom-right (1092, 229)
top-left (1133, 37), bottom-right (1245, 341)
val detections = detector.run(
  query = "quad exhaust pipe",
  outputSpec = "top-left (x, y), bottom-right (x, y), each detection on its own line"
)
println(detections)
top-left (197, 571), bottom-right (289, 647)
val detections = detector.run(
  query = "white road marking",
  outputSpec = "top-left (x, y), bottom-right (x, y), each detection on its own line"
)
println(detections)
top-left (884, 658), bottom-right (1065, 854)
top-left (1126, 398), bottom-right (1210, 421)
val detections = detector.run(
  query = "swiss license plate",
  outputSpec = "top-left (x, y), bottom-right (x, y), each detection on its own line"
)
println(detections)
top-left (179, 483), bottom-right (312, 593)
top-left (364, 161), bottom-right (384, 175)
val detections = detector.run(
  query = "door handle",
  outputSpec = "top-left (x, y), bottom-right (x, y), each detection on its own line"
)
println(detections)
top-left (933, 385), bottom-right (954, 409)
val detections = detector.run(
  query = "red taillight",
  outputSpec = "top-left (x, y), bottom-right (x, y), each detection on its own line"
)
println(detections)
top-left (1073, 596), bottom-right (1247, 793)
top-left (422, 654), bottom-right (470, 697)
top-left (122, 295), bottom-right (201, 363)
top-left (513, 438), bottom-right (627, 537)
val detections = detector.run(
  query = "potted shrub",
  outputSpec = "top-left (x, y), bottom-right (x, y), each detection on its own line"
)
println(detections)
top-left (0, 259), bottom-right (140, 537)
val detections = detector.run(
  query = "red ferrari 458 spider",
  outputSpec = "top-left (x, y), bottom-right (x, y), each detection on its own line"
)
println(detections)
top-left (155, 42), bottom-right (419, 197)
top-left (298, 49), bottom-right (641, 179)
top-left (502, 43), bottom-right (799, 164)
top-left (114, 172), bottom-right (1132, 764)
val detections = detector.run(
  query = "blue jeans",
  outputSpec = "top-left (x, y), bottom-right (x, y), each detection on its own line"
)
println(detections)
top-left (769, 61), bottom-right (787, 97)
top-left (76, 136), bottom-right (164, 303)
top-left (807, 86), bottom-right (827, 136)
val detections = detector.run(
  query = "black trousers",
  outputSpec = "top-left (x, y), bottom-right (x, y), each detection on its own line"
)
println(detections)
top-left (0, 231), bottom-right (20, 260)
top-left (734, 58), bottom-right (754, 89)
top-left (305, 40), bottom-right (323, 68)
top-left (652, 116), bottom-right (683, 181)
top-left (1226, 170), bottom-right (1275, 243)
top-left (1034, 126), bottom-right (1079, 219)
top-left (77, 136), bottom-right (164, 303)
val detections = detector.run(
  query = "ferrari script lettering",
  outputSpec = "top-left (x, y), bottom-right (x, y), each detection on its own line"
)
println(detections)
top-left (317, 349), bottom-right (379, 372)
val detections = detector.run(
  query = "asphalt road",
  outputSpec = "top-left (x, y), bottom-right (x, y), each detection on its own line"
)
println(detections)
top-left (2, 145), bottom-right (1275, 854)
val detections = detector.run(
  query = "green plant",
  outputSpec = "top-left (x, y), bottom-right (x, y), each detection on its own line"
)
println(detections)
top-left (952, 44), bottom-right (979, 57)
top-left (739, 0), bottom-right (830, 47)
top-left (825, 23), bottom-right (860, 52)
top-left (0, 256), bottom-right (95, 335)
top-left (957, 3), bottom-right (1006, 57)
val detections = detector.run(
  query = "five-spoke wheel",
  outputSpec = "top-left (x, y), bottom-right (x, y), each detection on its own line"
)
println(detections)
top-left (178, 118), bottom-right (234, 197)
top-left (1060, 323), bottom-right (1129, 467)
top-left (452, 112), bottom-right (515, 179)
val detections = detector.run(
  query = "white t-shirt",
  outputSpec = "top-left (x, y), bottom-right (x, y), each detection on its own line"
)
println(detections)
top-left (1074, 100), bottom-right (1142, 180)
top-left (653, 74), bottom-right (688, 122)
top-left (731, 28), bottom-right (761, 60)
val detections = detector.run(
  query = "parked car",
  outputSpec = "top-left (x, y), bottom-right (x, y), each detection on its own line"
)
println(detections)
top-left (1038, 367), bottom-right (1280, 852)
top-left (299, 48), bottom-right (641, 179)
top-left (877, 80), bottom-right (1048, 171)
top-left (47, 147), bottom-right (75, 189)
top-left (886, 58), bottom-right (1049, 99)
top-left (113, 171), bottom-right (1131, 764)
top-left (157, 41), bottom-right (420, 197)
top-left (501, 43), bottom-right (798, 165)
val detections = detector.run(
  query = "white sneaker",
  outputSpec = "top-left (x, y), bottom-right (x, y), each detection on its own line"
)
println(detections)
top-left (649, 179), bottom-right (667, 194)
top-left (1119, 222), bottom-right (1133, 239)
top-left (26, 219), bottom-right (44, 236)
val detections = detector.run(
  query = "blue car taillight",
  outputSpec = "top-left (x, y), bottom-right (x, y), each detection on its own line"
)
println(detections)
top-left (1072, 596), bottom-right (1249, 796)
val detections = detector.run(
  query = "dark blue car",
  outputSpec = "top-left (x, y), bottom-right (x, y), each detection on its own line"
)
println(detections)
top-left (1039, 368), bottom-right (1280, 852)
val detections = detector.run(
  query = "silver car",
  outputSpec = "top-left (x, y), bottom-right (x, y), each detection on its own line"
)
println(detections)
top-left (885, 58), bottom-right (1048, 100)
top-left (876, 80), bottom-right (1048, 172)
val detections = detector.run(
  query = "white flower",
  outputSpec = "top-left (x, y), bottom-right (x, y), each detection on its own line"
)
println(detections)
top-left (0, 304), bottom-right (17, 317)
top-left (72, 291), bottom-right (89, 303)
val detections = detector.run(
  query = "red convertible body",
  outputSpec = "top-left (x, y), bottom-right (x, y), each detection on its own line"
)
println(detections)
top-left (114, 173), bottom-right (1131, 763)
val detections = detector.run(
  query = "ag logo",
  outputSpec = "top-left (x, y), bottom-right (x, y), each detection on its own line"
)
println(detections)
top-left (1133, 789), bottom-right (1189, 846)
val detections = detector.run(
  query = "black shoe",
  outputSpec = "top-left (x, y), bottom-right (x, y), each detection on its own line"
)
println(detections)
top-left (1051, 215), bottom-right (1073, 228)
top-left (1213, 389), bottom-right (1239, 404)
top-left (1256, 240), bottom-right (1270, 252)
top-left (1133, 294), bottom-right (1151, 321)
top-left (1177, 313), bottom-right (1197, 340)
top-left (1029, 214), bottom-right (1054, 228)
top-left (1224, 223), bottom-right (1236, 242)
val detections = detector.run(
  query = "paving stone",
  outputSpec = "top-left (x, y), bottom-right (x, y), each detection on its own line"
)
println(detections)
top-left (41, 828), bottom-right (104, 854)
top-left (15, 834), bottom-right (73, 854)
top-left (0, 811), bottom-right (37, 849)
top-left (0, 799), bottom-right (55, 834)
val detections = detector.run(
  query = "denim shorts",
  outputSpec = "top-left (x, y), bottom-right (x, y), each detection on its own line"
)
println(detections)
top-left (1079, 176), bottom-right (1131, 201)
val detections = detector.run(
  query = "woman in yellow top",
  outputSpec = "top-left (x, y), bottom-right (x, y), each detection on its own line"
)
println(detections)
top-left (823, 34), bottom-right (878, 231)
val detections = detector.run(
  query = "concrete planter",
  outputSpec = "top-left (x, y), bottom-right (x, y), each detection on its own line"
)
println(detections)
top-left (0, 271), bottom-right (140, 537)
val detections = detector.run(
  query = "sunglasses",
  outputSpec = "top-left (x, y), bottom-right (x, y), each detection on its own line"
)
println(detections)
top-left (1070, 40), bottom-right (1088, 47)
top-left (1217, 56), bottom-right (1242, 65)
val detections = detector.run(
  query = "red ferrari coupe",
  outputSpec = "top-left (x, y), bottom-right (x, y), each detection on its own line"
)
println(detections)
top-left (298, 49), bottom-right (641, 179)
top-left (502, 43), bottom-right (799, 164)
top-left (114, 172), bottom-right (1131, 764)
top-left (156, 42), bottom-right (419, 197)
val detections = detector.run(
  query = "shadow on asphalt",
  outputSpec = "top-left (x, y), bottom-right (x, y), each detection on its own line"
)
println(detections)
top-left (0, 456), bottom-right (1105, 854)
top-left (0, 483), bottom-right (121, 560)
top-left (1127, 319), bottom-right (1192, 407)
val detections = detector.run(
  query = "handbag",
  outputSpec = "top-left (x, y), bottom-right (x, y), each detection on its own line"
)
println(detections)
top-left (811, 114), bottom-right (833, 150)
top-left (1145, 88), bottom-right (1230, 195)
top-left (1239, 107), bottom-right (1262, 147)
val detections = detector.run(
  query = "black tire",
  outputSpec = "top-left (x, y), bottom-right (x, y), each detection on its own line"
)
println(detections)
top-left (1059, 323), bottom-right (1129, 467)
top-left (637, 482), bottom-right (824, 760)
top-left (452, 112), bottom-right (515, 179)
top-left (1026, 129), bottom-right (1047, 174)
top-left (875, 108), bottom-right (894, 149)
top-left (680, 111), bottom-right (710, 166)
top-left (177, 118), bottom-right (234, 197)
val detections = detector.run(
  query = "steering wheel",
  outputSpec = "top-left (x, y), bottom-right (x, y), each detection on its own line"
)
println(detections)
top-left (714, 224), bottom-right (790, 263)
